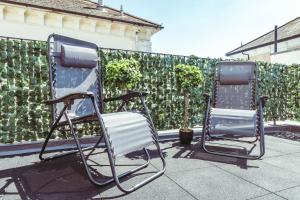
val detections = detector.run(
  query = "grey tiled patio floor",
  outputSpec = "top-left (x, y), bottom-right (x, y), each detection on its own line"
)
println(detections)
top-left (0, 135), bottom-right (300, 200)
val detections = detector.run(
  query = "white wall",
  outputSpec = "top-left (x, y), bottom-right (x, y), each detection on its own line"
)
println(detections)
top-left (271, 49), bottom-right (300, 65)
top-left (0, 3), bottom-right (157, 52)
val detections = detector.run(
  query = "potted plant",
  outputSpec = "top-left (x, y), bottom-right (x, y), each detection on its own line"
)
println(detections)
top-left (175, 64), bottom-right (204, 144)
top-left (105, 58), bottom-right (142, 93)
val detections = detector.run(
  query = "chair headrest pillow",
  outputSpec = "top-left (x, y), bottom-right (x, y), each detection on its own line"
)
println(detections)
top-left (61, 44), bottom-right (99, 68)
top-left (219, 64), bottom-right (253, 85)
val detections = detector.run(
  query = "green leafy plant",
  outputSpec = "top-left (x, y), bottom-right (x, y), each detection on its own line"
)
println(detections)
top-left (175, 64), bottom-right (204, 131)
top-left (105, 58), bottom-right (142, 91)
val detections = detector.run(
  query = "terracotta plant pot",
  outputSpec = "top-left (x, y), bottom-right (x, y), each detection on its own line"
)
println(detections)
top-left (179, 128), bottom-right (193, 145)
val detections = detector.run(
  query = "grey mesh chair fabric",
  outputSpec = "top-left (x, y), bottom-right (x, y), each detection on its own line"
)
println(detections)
top-left (215, 62), bottom-right (255, 109)
top-left (39, 34), bottom-right (165, 193)
top-left (202, 61), bottom-right (268, 159)
top-left (51, 36), bottom-right (100, 123)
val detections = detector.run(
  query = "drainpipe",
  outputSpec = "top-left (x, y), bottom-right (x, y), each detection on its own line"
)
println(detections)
top-left (135, 29), bottom-right (141, 50)
top-left (241, 42), bottom-right (250, 60)
top-left (274, 25), bottom-right (278, 53)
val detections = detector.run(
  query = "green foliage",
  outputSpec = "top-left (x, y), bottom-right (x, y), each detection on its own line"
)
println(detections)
top-left (257, 62), bottom-right (300, 122)
top-left (175, 63), bottom-right (204, 129)
top-left (0, 38), bottom-right (49, 143)
top-left (101, 51), bottom-right (219, 129)
top-left (175, 64), bottom-right (204, 93)
top-left (105, 58), bottom-right (141, 91)
top-left (0, 38), bottom-right (299, 143)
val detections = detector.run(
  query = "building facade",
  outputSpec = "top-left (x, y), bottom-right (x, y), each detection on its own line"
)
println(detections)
top-left (226, 17), bottom-right (300, 65)
top-left (0, 0), bottom-right (163, 52)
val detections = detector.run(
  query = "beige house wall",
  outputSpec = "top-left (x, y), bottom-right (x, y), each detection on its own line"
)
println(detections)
top-left (0, 3), bottom-right (158, 52)
top-left (271, 49), bottom-right (300, 65)
top-left (229, 45), bottom-right (272, 62)
top-left (228, 37), bottom-right (300, 64)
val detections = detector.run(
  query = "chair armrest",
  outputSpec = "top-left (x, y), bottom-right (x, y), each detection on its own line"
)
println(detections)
top-left (203, 93), bottom-right (211, 102)
top-left (103, 91), bottom-right (148, 103)
top-left (259, 95), bottom-right (269, 108)
top-left (203, 93), bottom-right (212, 110)
top-left (44, 92), bottom-right (94, 105)
top-left (203, 93), bottom-right (210, 98)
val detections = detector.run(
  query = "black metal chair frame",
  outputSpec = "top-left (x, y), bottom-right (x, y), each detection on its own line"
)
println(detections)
top-left (201, 61), bottom-right (268, 160)
top-left (39, 34), bottom-right (165, 193)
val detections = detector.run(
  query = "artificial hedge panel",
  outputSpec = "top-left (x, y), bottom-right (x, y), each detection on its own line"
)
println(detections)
top-left (0, 38), bottom-right (299, 143)
top-left (258, 62), bottom-right (300, 124)
top-left (0, 39), bottom-right (50, 143)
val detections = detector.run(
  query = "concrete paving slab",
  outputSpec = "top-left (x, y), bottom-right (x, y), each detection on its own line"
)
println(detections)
top-left (167, 166), bottom-right (269, 200)
top-left (247, 193), bottom-right (286, 200)
top-left (276, 186), bottom-right (300, 200)
top-left (262, 154), bottom-right (300, 174)
top-left (150, 142), bottom-right (215, 173)
top-left (219, 161), bottom-right (300, 192)
top-left (295, 152), bottom-right (300, 157)
top-left (264, 138), bottom-right (300, 154)
top-left (265, 135), bottom-right (300, 147)
top-left (100, 175), bottom-right (197, 200)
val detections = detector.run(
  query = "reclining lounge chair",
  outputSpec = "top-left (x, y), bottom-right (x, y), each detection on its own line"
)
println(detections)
top-left (201, 61), bottom-right (268, 159)
top-left (39, 34), bottom-right (165, 193)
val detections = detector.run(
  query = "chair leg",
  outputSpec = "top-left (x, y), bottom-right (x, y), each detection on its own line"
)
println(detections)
top-left (201, 114), bottom-right (265, 160)
top-left (89, 96), bottom-right (166, 193)
top-left (208, 135), bottom-right (259, 144)
top-left (66, 111), bottom-right (155, 188)
top-left (201, 98), bottom-right (266, 160)
top-left (39, 104), bottom-right (68, 161)
top-left (111, 141), bottom-right (166, 193)
top-left (202, 129), bottom-right (264, 160)
top-left (39, 103), bottom-right (103, 162)
top-left (110, 100), bottom-right (166, 193)
top-left (258, 105), bottom-right (266, 157)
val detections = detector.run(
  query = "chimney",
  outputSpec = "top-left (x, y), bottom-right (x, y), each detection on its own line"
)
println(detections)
top-left (120, 5), bottom-right (124, 16)
top-left (97, 0), bottom-right (104, 11)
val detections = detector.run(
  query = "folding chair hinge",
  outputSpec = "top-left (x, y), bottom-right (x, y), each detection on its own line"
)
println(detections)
top-left (63, 100), bottom-right (74, 110)
top-left (73, 124), bottom-right (77, 131)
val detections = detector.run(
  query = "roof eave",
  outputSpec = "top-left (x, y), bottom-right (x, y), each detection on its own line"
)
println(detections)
top-left (226, 33), bottom-right (300, 56)
top-left (225, 17), bottom-right (300, 56)
top-left (0, 0), bottom-right (163, 29)
top-left (104, 5), bottom-right (163, 29)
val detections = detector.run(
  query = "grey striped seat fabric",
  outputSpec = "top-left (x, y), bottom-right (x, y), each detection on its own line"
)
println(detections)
top-left (209, 108), bottom-right (257, 137)
top-left (102, 112), bottom-right (153, 157)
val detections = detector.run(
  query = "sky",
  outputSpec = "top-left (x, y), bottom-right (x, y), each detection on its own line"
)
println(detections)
top-left (99, 0), bottom-right (300, 58)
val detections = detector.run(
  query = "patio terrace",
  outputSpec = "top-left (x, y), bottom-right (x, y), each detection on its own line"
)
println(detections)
top-left (1, 133), bottom-right (300, 200)
top-left (0, 36), bottom-right (299, 200)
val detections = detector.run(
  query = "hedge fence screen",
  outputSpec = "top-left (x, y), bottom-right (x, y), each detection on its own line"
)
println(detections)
top-left (0, 37), bottom-right (299, 143)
